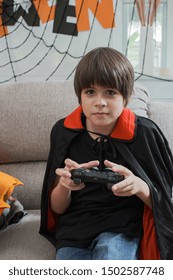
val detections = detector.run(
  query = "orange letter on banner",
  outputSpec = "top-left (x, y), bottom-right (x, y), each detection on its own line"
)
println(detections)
top-left (0, 0), bottom-right (7, 36)
top-left (76, 0), bottom-right (115, 31)
top-left (33, 0), bottom-right (56, 23)
top-left (0, 17), bottom-right (8, 37)
top-left (0, 21), bottom-right (7, 37)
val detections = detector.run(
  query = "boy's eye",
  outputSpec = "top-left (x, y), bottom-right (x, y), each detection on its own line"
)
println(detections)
top-left (106, 90), bottom-right (116, 96)
top-left (85, 89), bottom-right (95, 95)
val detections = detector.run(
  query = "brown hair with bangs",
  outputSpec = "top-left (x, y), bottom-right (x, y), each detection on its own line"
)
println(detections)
top-left (74, 47), bottom-right (134, 106)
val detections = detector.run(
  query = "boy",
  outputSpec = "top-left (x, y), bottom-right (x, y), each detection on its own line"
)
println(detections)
top-left (40, 47), bottom-right (173, 259)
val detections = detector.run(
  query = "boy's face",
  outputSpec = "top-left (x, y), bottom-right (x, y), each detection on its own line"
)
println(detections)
top-left (81, 85), bottom-right (125, 135)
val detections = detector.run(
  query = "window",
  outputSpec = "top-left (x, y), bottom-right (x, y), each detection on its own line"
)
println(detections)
top-left (122, 0), bottom-right (172, 79)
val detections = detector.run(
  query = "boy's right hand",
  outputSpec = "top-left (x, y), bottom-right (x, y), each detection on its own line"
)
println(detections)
top-left (55, 158), bottom-right (99, 191)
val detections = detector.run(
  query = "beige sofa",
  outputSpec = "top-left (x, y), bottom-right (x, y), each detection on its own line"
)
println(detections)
top-left (0, 81), bottom-right (173, 260)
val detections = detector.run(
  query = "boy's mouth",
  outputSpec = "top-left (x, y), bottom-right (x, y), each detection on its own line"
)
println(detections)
top-left (93, 112), bottom-right (108, 116)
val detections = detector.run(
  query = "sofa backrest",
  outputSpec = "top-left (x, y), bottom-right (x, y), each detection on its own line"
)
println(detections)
top-left (1, 81), bottom-right (173, 164)
top-left (0, 81), bottom-right (78, 163)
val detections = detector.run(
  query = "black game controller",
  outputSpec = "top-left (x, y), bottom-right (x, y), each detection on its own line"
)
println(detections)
top-left (71, 167), bottom-right (124, 190)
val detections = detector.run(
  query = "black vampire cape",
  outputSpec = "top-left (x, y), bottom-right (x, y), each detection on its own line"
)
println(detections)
top-left (39, 106), bottom-right (173, 260)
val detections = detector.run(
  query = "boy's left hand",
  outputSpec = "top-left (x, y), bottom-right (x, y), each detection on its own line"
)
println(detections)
top-left (104, 160), bottom-right (147, 197)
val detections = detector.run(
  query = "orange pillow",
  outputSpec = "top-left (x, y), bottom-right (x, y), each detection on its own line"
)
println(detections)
top-left (0, 172), bottom-right (24, 215)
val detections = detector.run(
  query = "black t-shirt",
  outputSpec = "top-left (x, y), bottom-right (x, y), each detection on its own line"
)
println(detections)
top-left (55, 132), bottom-right (143, 249)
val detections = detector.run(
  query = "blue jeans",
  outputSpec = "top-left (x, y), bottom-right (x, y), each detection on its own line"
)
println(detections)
top-left (56, 232), bottom-right (140, 260)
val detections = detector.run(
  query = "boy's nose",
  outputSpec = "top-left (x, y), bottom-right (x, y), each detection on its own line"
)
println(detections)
top-left (95, 96), bottom-right (107, 107)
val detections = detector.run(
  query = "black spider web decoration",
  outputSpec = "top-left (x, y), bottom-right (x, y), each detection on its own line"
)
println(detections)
top-left (0, 0), bottom-right (172, 84)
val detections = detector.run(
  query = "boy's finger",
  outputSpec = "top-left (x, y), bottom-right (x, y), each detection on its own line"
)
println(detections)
top-left (64, 158), bottom-right (79, 169)
top-left (104, 160), bottom-right (131, 176)
top-left (80, 160), bottom-right (99, 169)
top-left (55, 168), bottom-right (71, 178)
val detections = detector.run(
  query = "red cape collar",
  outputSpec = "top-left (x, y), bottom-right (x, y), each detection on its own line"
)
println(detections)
top-left (64, 106), bottom-right (136, 141)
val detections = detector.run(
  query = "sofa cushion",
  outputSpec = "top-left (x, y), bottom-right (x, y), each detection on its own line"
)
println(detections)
top-left (0, 172), bottom-right (23, 215)
top-left (0, 210), bottom-right (55, 260)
